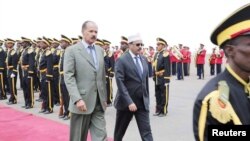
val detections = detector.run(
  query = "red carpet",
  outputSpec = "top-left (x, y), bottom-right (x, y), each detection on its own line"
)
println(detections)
top-left (0, 104), bottom-right (113, 141)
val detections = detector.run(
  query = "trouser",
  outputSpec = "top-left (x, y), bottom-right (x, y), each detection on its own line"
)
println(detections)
top-left (177, 62), bottom-right (183, 80)
top-left (70, 96), bottom-right (107, 141)
top-left (155, 83), bottom-right (169, 114)
top-left (216, 64), bottom-right (222, 75)
top-left (210, 64), bottom-right (215, 75)
top-left (40, 74), bottom-right (53, 112)
top-left (171, 62), bottom-right (176, 75)
top-left (114, 109), bottom-right (153, 141)
top-left (53, 71), bottom-right (60, 104)
top-left (0, 72), bottom-right (6, 98)
top-left (18, 65), bottom-right (23, 89)
top-left (22, 73), bottom-right (34, 107)
top-left (183, 63), bottom-right (188, 76)
top-left (106, 77), bottom-right (113, 105)
top-left (34, 70), bottom-right (40, 91)
top-left (8, 76), bottom-right (17, 103)
top-left (197, 64), bottom-right (204, 79)
top-left (61, 82), bottom-right (70, 116)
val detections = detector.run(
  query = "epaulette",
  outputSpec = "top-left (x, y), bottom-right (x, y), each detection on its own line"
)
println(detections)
top-left (0, 48), bottom-right (2, 52)
top-left (10, 49), bottom-right (16, 56)
top-left (45, 49), bottom-right (52, 56)
top-left (20, 47), bottom-right (23, 53)
top-left (209, 81), bottom-right (241, 124)
top-left (28, 47), bottom-right (34, 54)
top-left (56, 50), bottom-right (61, 56)
top-left (51, 48), bottom-right (55, 53)
top-left (163, 50), bottom-right (169, 57)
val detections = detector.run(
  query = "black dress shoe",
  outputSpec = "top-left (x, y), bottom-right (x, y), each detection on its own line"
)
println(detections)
top-left (63, 116), bottom-right (70, 120)
top-left (153, 112), bottom-right (160, 116)
top-left (39, 109), bottom-right (46, 113)
top-left (44, 110), bottom-right (53, 114)
top-left (158, 113), bottom-right (167, 117)
top-left (25, 106), bottom-right (32, 109)
top-left (36, 98), bottom-right (42, 102)
top-left (59, 115), bottom-right (66, 119)
top-left (21, 105), bottom-right (27, 108)
top-left (6, 101), bottom-right (17, 105)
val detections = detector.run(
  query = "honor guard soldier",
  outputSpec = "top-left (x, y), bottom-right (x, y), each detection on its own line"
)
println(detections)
top-left (114, 36), bottom-right (128, 61)
top-left (0, 40), bottom-right (7, 100)
top-left (193, 4), bottom-right (250, 141)
top-left (38, 37), bottom-right (54, 114)
top-left (32, 40), bottom-right (41, 92)
top-left (16, 40), bottom-right (24, 89)
top-left (51, 38), bottom-right (60, 106)
top-left (152, 37), bottom-right (171, 117)
top-left (5, 38), bottom-right (18, 105)
top-left (102, 39), bottom-right (115, 106)
top-left (58, 35), bottom-right (72, 120)
top-left (20, 37), bottom-right (36, 109)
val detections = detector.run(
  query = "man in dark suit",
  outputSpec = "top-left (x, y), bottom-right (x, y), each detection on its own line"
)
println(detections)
top-left (114, 33), bottom-right (153, 141)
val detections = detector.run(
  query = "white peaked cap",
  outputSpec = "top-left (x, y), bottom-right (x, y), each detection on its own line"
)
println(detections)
top-left (128, 33), bottom-right (142, 43)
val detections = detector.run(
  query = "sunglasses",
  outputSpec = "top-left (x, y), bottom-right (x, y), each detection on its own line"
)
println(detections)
top-left (134, 43), bottom-right (144, 47)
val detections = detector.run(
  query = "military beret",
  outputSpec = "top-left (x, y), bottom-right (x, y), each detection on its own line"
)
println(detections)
top-left (211, 3), bottom-right (250, 47)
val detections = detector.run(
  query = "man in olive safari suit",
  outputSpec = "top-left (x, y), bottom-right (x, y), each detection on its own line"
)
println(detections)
top-left (64, 21), bottom-right (107, 141)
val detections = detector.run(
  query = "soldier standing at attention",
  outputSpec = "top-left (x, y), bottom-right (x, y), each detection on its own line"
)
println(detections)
top-left (5, 38), bottom-right (18, 105)
top-left (153, 37), bottom-right (171, 117)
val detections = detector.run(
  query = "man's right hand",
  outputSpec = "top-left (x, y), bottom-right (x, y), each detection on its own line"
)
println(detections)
top-left (76, 99), bottom-right (87, 112)
top-left (128, 103), bottom-right (137, 112)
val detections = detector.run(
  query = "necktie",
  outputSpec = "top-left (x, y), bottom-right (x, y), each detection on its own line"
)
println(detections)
top-left (135, 56), bottom-right (143, 78)
top-left (88, 46), bottom-right (96, 68)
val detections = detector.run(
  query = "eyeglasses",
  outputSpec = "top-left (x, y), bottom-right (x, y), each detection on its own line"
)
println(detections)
top-left (134, 43), bottom-right (144, 47)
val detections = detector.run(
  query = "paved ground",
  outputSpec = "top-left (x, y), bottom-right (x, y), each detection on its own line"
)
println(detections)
top-left (0, 62), bottom-right (223, 141)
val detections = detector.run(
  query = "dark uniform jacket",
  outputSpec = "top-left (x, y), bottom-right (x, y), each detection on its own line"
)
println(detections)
top-left (6, 49), bottom-right (18, 76)
top-left (193, 65), bottom-right (250, 141)
top-left (21, 47), bottom-right (35, 76)
top-left (0, 47), bottom-right (6, 72)
top-left (153, 50), bottom-right (171, 85)
top-left (39, 49), bottom-right (53, 81)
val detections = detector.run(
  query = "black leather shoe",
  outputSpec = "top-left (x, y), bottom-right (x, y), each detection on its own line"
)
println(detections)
top-left (25, 106), bottom-right (32, 109)
top-left (21, 105), bottom-right (27, 108)
top-left (63, 116), bottom-right (70, 120)
top-left (6, 101), bottom-right (17, 105)
top-left (59, 115), bottom-right (65, 119)
top-left (158, 113), bottom-right (167, 117)
top-left (36, 98), bottom-right (42, 102)
top-left (44, 110), bottom-right (53, 114)
top-left (153, 112), bottom-right (160, 116)
top-left (39, 109), bottom-right (46, 113)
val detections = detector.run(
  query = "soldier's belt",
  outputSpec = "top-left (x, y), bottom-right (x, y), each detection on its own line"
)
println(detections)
top-left (53, 65), bottom-right (59, 68)
top-left (40, 69), bottom-right (47, 73)
top-left (22, 65), bottom-right (29, 70)
top-left (7, 66), bottom-right (13, 69)
top-left (155, 70), bottom-right (165, 76)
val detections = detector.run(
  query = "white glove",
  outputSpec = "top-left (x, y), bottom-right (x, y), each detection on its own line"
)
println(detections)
top-left (10, 73), bottom-right (16, 78)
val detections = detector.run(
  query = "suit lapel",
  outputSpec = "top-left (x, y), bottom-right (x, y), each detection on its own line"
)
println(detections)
top-left (77, 42), bottom-right (95, 68)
